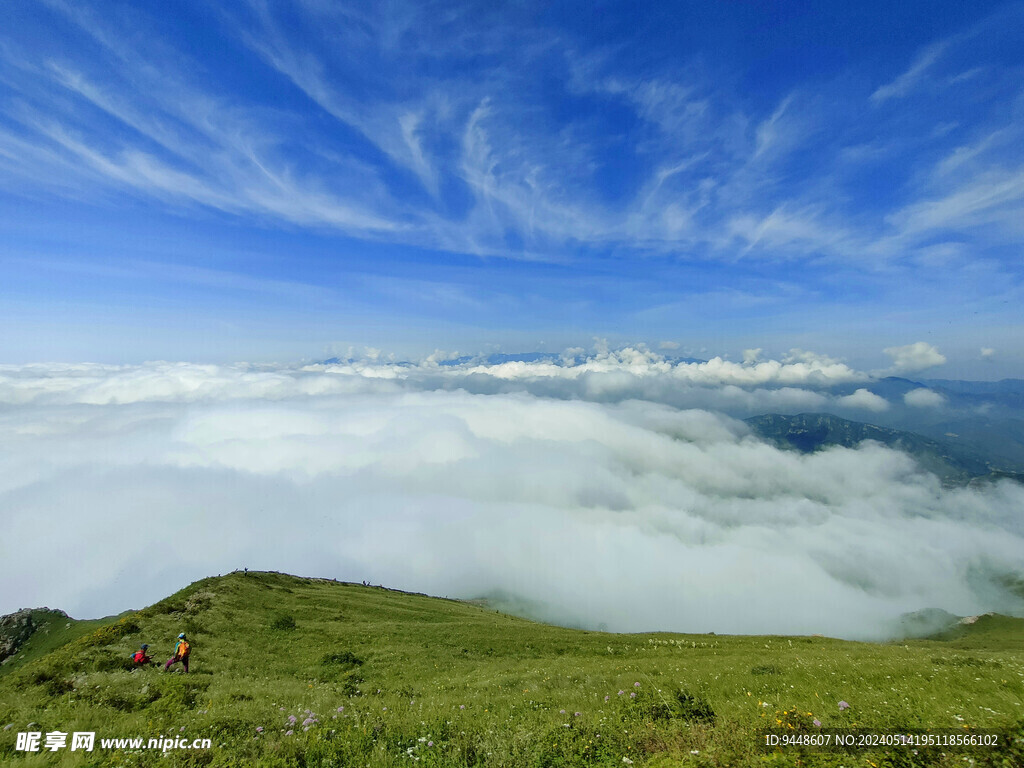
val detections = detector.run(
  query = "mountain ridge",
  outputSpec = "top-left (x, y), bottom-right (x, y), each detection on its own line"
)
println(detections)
top-left (3, 571), bottom-right (1023, 766)
top-left (744, 411), bottom-right (1023, 486)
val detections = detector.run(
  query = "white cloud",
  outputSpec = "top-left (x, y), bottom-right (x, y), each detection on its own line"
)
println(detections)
top-left (882, 342), bottom-right (947, 374)
top-left (0, 348), bottom-right (880, 420)
top-left (836, 388), bottom-right (890, 412)
top-left (753, 94), bottom-right (796, 158)
top-left (453, 347), bottom-right (865, 388)
top-left (727, 205), bottom-right (852, 256)
top-left (980, 347), bottom-right (996, 359)
top-left (889, 167), bottom-right (1024, 238)
top-left (1, 358), bottom-right (1021, 641)
top-left (871, 42), bottom-right (947, 103)
top-left (904, 388), bottom-right (946, 408)
top-left (0, 346), bottom-right (864, 408)
top-left (658, 341), bottom-right (680, 350)
top-left (1, 0), bottom-right (1017, 272)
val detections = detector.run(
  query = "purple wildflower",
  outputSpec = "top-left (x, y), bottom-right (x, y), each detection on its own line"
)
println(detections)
top-left (428, 741), bottom-right (433, 747)
top-left (838, 701), bottom-right (850, 711)
top-left (630, 692), bottom-right (636, 699)
top-left (813, 719), bottom-right (821, 727)
top-left (337, 706), bottom-right (344, 712)
top-left (288, 715), bottom-right (297, 724)
top-left (634, 682), bottom-right (640, 687)
top-left (560, 709), bottom-right (566, 714)
top-left (604, 696), bottom-right (610, 702)
top-left (255, 727), bottom-right (264, 733)
top-left (285, 730), bottom-right (294, 736)
top-left (618, 690), bottom-right (624, 696)
top-left (574, 712), bottom-right (581, 717)
top-left (460, 705), bottom-right (465, 710)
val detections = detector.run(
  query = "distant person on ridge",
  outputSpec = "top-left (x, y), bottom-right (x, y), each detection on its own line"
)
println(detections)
top-left (130, 644), bottom-right (152, 666)
top-left (164, 633), bottom-right (191, 673)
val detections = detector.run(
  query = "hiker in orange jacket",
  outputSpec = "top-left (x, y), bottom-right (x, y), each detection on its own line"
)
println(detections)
top-left (164, 633), bottom-right (191, 673)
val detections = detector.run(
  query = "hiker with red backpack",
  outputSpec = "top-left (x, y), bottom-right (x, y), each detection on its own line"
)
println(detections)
top-left (164, 633), bottom-right (191, 673)
top-left (130, 644), bottom-right (152, 665)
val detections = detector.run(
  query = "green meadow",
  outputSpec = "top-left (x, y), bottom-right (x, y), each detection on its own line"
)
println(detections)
top-left (1, 571), bottom-right (1022, 767)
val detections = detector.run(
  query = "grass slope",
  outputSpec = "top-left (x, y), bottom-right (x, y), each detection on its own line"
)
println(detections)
top-left (1, 611), bottom-right (114, 677)
top-left (1, 571), bottom-right (1022, 767)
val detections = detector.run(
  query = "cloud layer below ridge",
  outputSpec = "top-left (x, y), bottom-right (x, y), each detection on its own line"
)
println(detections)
top-left (1, 354), bottom-right (1022, 639)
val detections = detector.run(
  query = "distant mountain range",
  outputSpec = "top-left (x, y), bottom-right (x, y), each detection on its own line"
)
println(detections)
top-left (834, 376), bottom-right (1024, 410)
top-left (318, 352), bottom-right (707, 367)
top-left (311, 354), bottom-right (1024, 477)
top-left (745, 412), bottom-right (1024, 487)
top-left (914, 379), bottom-right (1024, 416)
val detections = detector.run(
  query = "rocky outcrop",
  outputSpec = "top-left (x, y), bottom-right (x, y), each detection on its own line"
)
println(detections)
top-left (0, 608), bottom-right (69, 663)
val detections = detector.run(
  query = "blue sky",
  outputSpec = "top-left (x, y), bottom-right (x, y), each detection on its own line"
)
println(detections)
top-left (1, 0), bottom-right (1022, 375)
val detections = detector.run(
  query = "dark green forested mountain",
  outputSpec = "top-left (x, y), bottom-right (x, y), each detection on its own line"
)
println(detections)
top-left (744, 412), bottom-right (1023, 486)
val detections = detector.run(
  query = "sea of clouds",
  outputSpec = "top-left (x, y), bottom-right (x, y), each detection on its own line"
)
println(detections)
top-left (2, 347), bottom-right (1022, 639)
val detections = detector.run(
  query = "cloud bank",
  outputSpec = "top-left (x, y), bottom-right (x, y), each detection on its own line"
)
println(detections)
top-left (904, 388), bottom-right (947, 408)
top-left (2, 354), bottom-right (1022, 640)
top-left (0, 345), bottom-right (868, 412)
top-left (836, 388), bottom-right (890, 412)
top-left (882, 342), bottom-right (947, 374)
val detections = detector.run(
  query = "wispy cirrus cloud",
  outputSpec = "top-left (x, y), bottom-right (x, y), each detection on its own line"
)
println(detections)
top-left (871, 42), bottom-right (949, 103)
top-left (1, 0), bottom-right (1022, 364)
top-left (2, 2), bottom-right (409, 235)
top-left (888, 166), bottom-right (1024, 238)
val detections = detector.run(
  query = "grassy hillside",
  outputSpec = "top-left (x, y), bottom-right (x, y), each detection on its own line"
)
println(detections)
top-left (1, 572), bottom-right (1022, 767)
top-left (1, 610), bottom-right (112, 676)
